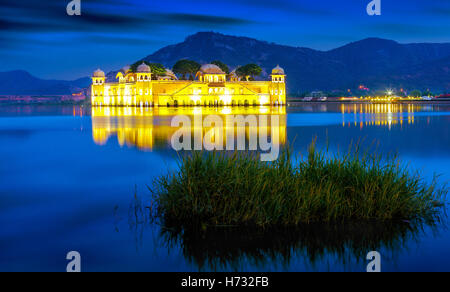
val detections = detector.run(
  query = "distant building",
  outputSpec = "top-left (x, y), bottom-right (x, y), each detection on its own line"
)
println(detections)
top-left (91, 64), bottom-right (286, 107)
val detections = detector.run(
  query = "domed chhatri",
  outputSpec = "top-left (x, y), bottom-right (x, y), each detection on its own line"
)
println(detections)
top-left (272, 65), bottom-right (285, 75)
top-left (271, 65), bottom-right (286, 84)
top-left (121, 65), bottom-right (131, 74)
top-left (229, 69), bottom-right (240, 82)
top-left (199, 64), bottom-right (225, 75)
top-left (91, 63), bottom-right (286, 107)
top-left (137, 62), bottom-right (151, 73)
top-left (164, 69), bottom-right (178, 80)
top-left (197, 64), bottom-right (227, 83)
top-left (93, 68), bottom-right (105, 77)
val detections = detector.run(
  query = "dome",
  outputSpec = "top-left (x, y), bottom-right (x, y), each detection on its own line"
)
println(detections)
top-left (199, 64), bottom-right (225, 74)
top-left (121, 65), bottom-right (131, 73)
top-left (93, 69), bottom-right (105, 77)
top-left (165, 69), bottom-right (178, 80)
top-left (272, 65), bottom-right (285, 75)
top-left (137, 62), bottom-right (151, 73)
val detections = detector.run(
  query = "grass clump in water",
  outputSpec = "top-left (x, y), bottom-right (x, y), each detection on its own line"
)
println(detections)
top-left (151, 142), bottom-right (446, 227)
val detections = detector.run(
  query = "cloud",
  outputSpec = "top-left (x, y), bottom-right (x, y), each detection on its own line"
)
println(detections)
top-left (426, 7), bottom-right (450, 17)
top-left (154, 13), bottom-right (255, 27)
top-left (80, 34), bottom-right (160, 45)
top-left (227, 0), bottom-right (332, 15)
top-left (0, 1), bottom-right (254, 35)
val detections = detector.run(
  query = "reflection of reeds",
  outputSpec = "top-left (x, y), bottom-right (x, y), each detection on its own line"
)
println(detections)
top-left (128, 193), bottom-right (445, 270)
top-left (157, 220), bottom-right (440, 271)
top-left (150, 141), bottom-right (447, 227)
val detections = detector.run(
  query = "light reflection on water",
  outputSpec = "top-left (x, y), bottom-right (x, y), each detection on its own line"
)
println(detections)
top-left (91, 106), bottom-right (287, 152)
top-left (0, 103), bottom-right (449, 271)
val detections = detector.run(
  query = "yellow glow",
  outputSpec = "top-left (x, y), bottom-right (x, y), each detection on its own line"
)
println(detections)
top-left (91, 106), bottom-right (287, 151)
top-left (191, 95), bottom-right (201, 104)
top-left (220, 95), bottom-right (232, 105)
top-left (91, 69), bottom-right (286, 107)
top-left (259, 95), bottom-right (269, 106)
top-left (221, 107), bottom-right (232, 115)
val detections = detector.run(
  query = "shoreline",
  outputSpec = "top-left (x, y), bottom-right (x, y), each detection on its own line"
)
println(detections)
top-left (287, 99), bottom-right (450, 106)
top-left (1, 99), bottom-right (450, 107)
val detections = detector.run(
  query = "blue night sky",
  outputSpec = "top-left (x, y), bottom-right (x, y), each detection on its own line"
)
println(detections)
top-left (1, 0), bottom-right (449, 80)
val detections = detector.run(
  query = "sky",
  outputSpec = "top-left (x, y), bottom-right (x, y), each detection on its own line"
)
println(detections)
top-left (1, 0), bottom-right (449, 80)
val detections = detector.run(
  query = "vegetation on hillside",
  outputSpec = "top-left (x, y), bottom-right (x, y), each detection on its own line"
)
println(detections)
top-left (172, 59), bottom-right (201, 80)
top-left (236, 64), bottom-right (263, 81)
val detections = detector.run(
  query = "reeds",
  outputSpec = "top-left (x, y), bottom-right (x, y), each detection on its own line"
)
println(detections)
top-left (151, 141), bottom-right (447, 227)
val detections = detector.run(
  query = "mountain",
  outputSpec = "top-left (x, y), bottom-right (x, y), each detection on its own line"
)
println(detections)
top-left (142, 32), bottom-right (450, 94)
top-left (0, 70), bottom-right (91, 95)
top-left (3, 33), bottom-right (448, 96)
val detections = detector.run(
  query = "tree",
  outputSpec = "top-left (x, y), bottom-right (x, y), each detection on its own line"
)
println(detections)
top-left (422, 90), bottom-right (434, 97)
top-left (236, 64), bottom-right (262, 81)
top-left (130, 61), bottom-right (166, 80)
top-left (410, 90), bottom-right (421, 97)
top-left (173, 59), bottom-right (200, 80)
top-left (211, 60), bottom-right (230, 74)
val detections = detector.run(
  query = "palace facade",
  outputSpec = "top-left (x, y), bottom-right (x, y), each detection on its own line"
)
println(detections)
top-left (91, 63), bottom-right (286, 107)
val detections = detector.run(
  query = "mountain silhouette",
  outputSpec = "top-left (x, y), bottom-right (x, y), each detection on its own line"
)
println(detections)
top-left (142, 32), bottom-right (450, 94)
top-left (2, 32), bottom-right (449, 96)
top-left (0, 70), bottom-right (91, 95)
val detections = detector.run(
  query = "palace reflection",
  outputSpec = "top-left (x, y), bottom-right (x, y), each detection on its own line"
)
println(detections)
top-left (91, 106), bottom-right (287, 151)
top-left (340, 103), bottom-right (423, 129)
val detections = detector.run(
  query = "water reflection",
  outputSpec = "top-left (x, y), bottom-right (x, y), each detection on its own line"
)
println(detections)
top-left (339, 103), bottom-right (419, 129)
top-left (90, 103), bottom-right (446, 151)
top-left (153, 220), bottom-right (441, 271)
top-left (91, 106), bottom-right (287, 151)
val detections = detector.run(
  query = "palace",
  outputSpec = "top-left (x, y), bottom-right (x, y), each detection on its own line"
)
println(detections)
top-left (91, 63), bottom-right (286, 107)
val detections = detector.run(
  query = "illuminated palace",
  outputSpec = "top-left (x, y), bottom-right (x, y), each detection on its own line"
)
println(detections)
top-left (91, 63), bottom-right (286, 107)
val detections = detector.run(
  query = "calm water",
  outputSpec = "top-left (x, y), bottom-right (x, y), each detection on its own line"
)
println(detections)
top-left (0, 103), bottom-right (449, 272)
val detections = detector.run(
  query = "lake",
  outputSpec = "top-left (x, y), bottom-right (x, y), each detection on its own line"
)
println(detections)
top-left (0, 103), bottom-right (449, 272)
